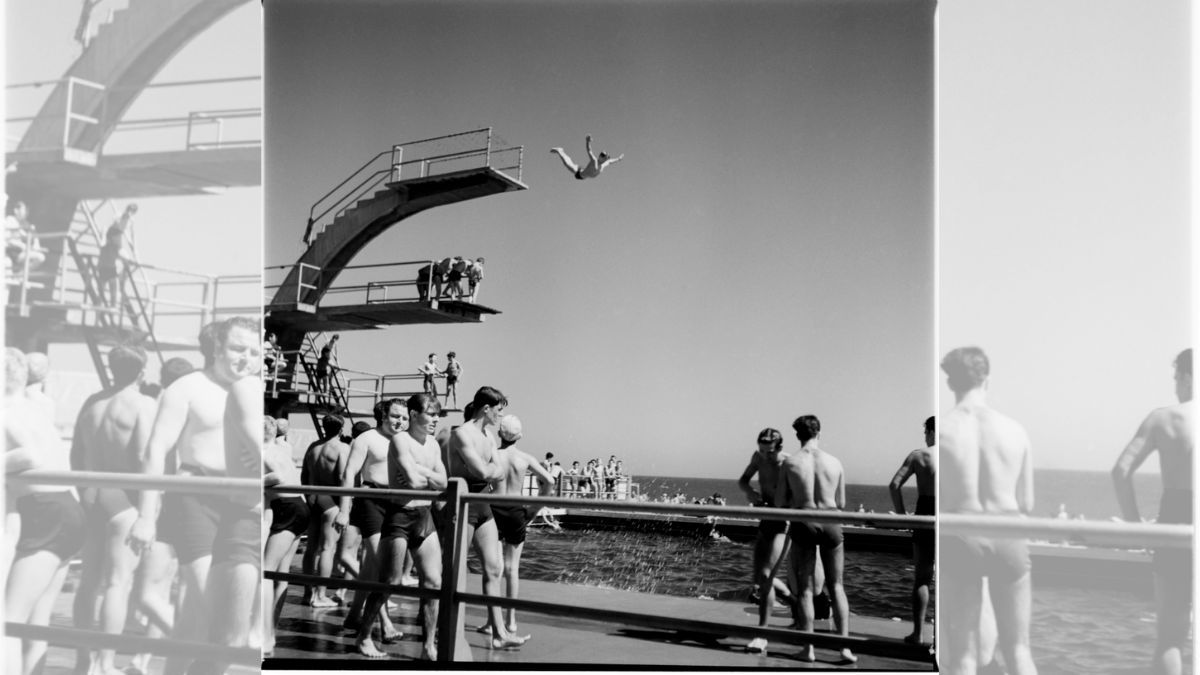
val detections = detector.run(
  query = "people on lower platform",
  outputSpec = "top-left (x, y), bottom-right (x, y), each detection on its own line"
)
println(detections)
top-left (97, 203), bottom-right (136, 308)
top-left (888, 416), bottom-right (937, 647)
top-left (5, 199), bottom-right (46, 274)
top-left (418, 353), bottom-right (441, 398)
top-left (442, 351), bottom-right (462, 409)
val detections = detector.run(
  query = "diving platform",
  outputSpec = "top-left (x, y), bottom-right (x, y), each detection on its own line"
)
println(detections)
top-left (6, 146), bottom-right (261, 199)
top-left (266, 298), bottom-right (499, 333)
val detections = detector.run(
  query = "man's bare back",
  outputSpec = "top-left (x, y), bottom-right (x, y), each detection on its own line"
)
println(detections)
top-left (75, 388), bottom-right (156, 475)
top-left (780, 449), bottom-right (845, 511)
top-left (940, 404), bottom-right (1033, 515)
top-left (306, 437), bottom-right (346, 487)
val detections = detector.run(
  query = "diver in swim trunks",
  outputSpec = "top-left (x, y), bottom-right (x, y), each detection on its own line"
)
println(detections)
top-left (477, 415), bottom-right (556, 640)
top-left (447, 386), bottom-right (525, 649)
top-left (128, 317), bottom-right (259, 675)
top-left (69, 345), bottom-right (159, 675)
top-left (337, 399), bottom-right (408, 637)
top-left (888, 415), bottom-right (938, 646)
top-left (775, 415), bottom-right (856, 664)
top-left (356, 393), bottom-right (447, 660)
top-left (1112, 348), bottom-right (1193, 675)
top-left (302, 413), bottom-right (347, 608)
top-left (739, 427), bottom-right (799, 654)
top-left (550, 135), bottom-right (624, 180)
top-left (939, 346), bottom-right (1037, 675)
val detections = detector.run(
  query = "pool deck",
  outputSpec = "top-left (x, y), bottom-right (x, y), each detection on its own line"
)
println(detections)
top-left (266, 573), bottom-right (937, 670)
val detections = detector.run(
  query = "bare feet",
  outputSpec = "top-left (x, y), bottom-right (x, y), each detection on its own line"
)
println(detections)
top-left (356, 639), bottom-right (389, 659)
top-left (309, 594), bottom-right (337, 608)
top-left (839, 648), bottom-right (858, 664)
top-left (380, 629), bottom-right (403, 644)
top-left (489, 636), bottom-right (524, 650)
top-left (746, 637), bottom-right (767, 654)
top-left (799, 645), bottom-right (815, 662)
top-left (475, 623), bottom-right (493, 634)
top-left (419, 644), bottom-right (437, 661)
top-left (904, 632), bottom-right (927, 646)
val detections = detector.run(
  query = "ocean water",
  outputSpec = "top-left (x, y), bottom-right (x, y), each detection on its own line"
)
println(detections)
top-left (489, 469), bottom-right (1184, 671)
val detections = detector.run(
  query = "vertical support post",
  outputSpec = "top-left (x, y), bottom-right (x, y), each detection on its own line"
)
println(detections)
top-left (215, 117), bottom-right (224, 149)
top-left (437, 477), bottom-right (472, 662)
top-left (63, 77), bottom-right (75, 150)
top-left (186, 111), bottom-right (195, 150)
top-left (485, 127), bottom-right (492, 168)
top-left (517, 147), bottom-right (524, 183)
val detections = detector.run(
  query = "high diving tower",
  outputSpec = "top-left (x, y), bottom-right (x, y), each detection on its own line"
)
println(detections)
top-left (5, 0), bottom-right (260, 384)
top-left (264, 128), bottom-right (526, 422)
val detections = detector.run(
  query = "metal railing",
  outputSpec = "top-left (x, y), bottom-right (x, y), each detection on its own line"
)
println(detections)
top-left (263, 479), bottom-right (939, 663)
top-left (265, 258), bottom-right (488, 309)
top-left (5, 470), bottom-right (261, 666)
top-left (7, 75), bottom-right (262, 156)
top-left (303, 128), bottom-right (524, 245)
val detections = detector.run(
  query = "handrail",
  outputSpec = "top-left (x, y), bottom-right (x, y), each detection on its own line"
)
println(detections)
top-left (8, 470), bottom-right (260, 496)
top-left (262, 480), bottom-right (938, 662)
top-left (306, 150), bottom-right (393, 242)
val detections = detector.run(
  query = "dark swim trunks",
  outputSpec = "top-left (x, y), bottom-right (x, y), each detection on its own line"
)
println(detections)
top-left (914, 495), bottom-right (936, 548)
top-left (757, 518), bottom-right (788, 537)
top-left (349, 482), bottom-right (389, 537)
top-left (93, 487), bottom-right (138, 521)
top-left (465, 479), bottom-right (494, 528)
top-left (312, 493), bottom-right (337, 514)
top-left (212, 501), bottom-right (261, 567)
top-left (159, 463), bottom-right (227, 563)
top-left (382, 505), bottom-right (436, 547)
top-left (941, 533), bottom-right (1030, 583)
top-left (269, 497), bottom-right (310, 537)
top-left (492, 505), bottom-right (534, 545)
top-left (16, 491), bottom-right (86, 559)
top-left (790, 520), bottom-right (844, 548)
top-left (573, 169), bottom-right (584, 180)
top-left (1153, 488), bottom-right (1192, 637)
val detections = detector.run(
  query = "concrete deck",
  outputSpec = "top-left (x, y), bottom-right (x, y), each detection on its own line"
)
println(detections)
top-left (266, 574), bottom-right (936, 670)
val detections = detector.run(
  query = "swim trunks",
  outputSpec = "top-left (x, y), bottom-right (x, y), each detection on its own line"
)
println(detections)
top-left (465, 479), bottom-right (494, 529)
top-left (212, 501), bottom-right (261, 567)
top-left (382, 505), bottom-right (435, 547)
top-left (573, 169), bottom-right (584, 180)
top-left (349, 482), bottom-right (389, 537)
top-left (790, 520), bottom-right (844, 548)
top-left (492, 504), bottom-right (533, 545)
top-left (15, 491), bottom-right (86, 559)
top-left (269, 497), bottom-right (310, 537)
top-left (313, 493), bottom-right (337, 514)
top-left (914, 495), bottom-right (935, 548)
top-left (159, 467), bottom-right (222, 564)
top-left (757, 518), bottom-right (788, 537)
top-left (941, 532), bottom-right (1030, 583)
top-left (94, 487), bottom-right (138, 521)
top-left (1153, 488), bottom-right (1192, 630)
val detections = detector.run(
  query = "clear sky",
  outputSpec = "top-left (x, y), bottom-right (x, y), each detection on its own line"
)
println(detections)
top-left (939, 0), bottom-right (1192, 473)
top-left (6, 2), bottom-right (262, 381)
top-left (264, 0), bottom-right (937, 483)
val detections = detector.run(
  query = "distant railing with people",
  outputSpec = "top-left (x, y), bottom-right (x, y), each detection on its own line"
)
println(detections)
top-left (303, 127), bottom-right (524, 245)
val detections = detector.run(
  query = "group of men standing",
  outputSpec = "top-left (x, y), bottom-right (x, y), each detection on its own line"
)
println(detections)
top-left (5, 316), bottom-right (263, 675)
top-left (415, 256), bottom-right (485, 304)
top-left (284, 385), bottom-right (555, 660)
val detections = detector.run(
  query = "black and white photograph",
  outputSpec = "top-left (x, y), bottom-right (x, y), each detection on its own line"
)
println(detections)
top-left (5, 2), bottom-right (262, 674)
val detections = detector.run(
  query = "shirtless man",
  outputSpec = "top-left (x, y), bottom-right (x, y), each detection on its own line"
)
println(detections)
top-left (301, 414), bottom-right (346, 608)
top-left (6, 347), bottom-right (86, 675)
top-left (939, 346), bottom-right (1037, 675)
top-left (550, 135), bottom-right (624, 180)
top-left (419, 354), bottom-right (440, 398)
top-left (357, 393), bottom-right (447, 659)
top-left (127, 318), bottom-right (254, 675)
top-left (336, 399), bottom-right (407, 640)
top-left (478, 414), bottom-right (555, 640)
top-left (192, 353), bottom-right (264, 675)
top-left (776, 415), bottom-right (856, 664)
top-left (446, 386), bottom-right (524, 649)
top-left (739, 427), bottom-right (799, 654)
top-left (1111, 348), bottom-right (1193, 675)
top-left (889, 416), bottom-right (937, 646)
top-left (70, 346), bottom-right (157, 675)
